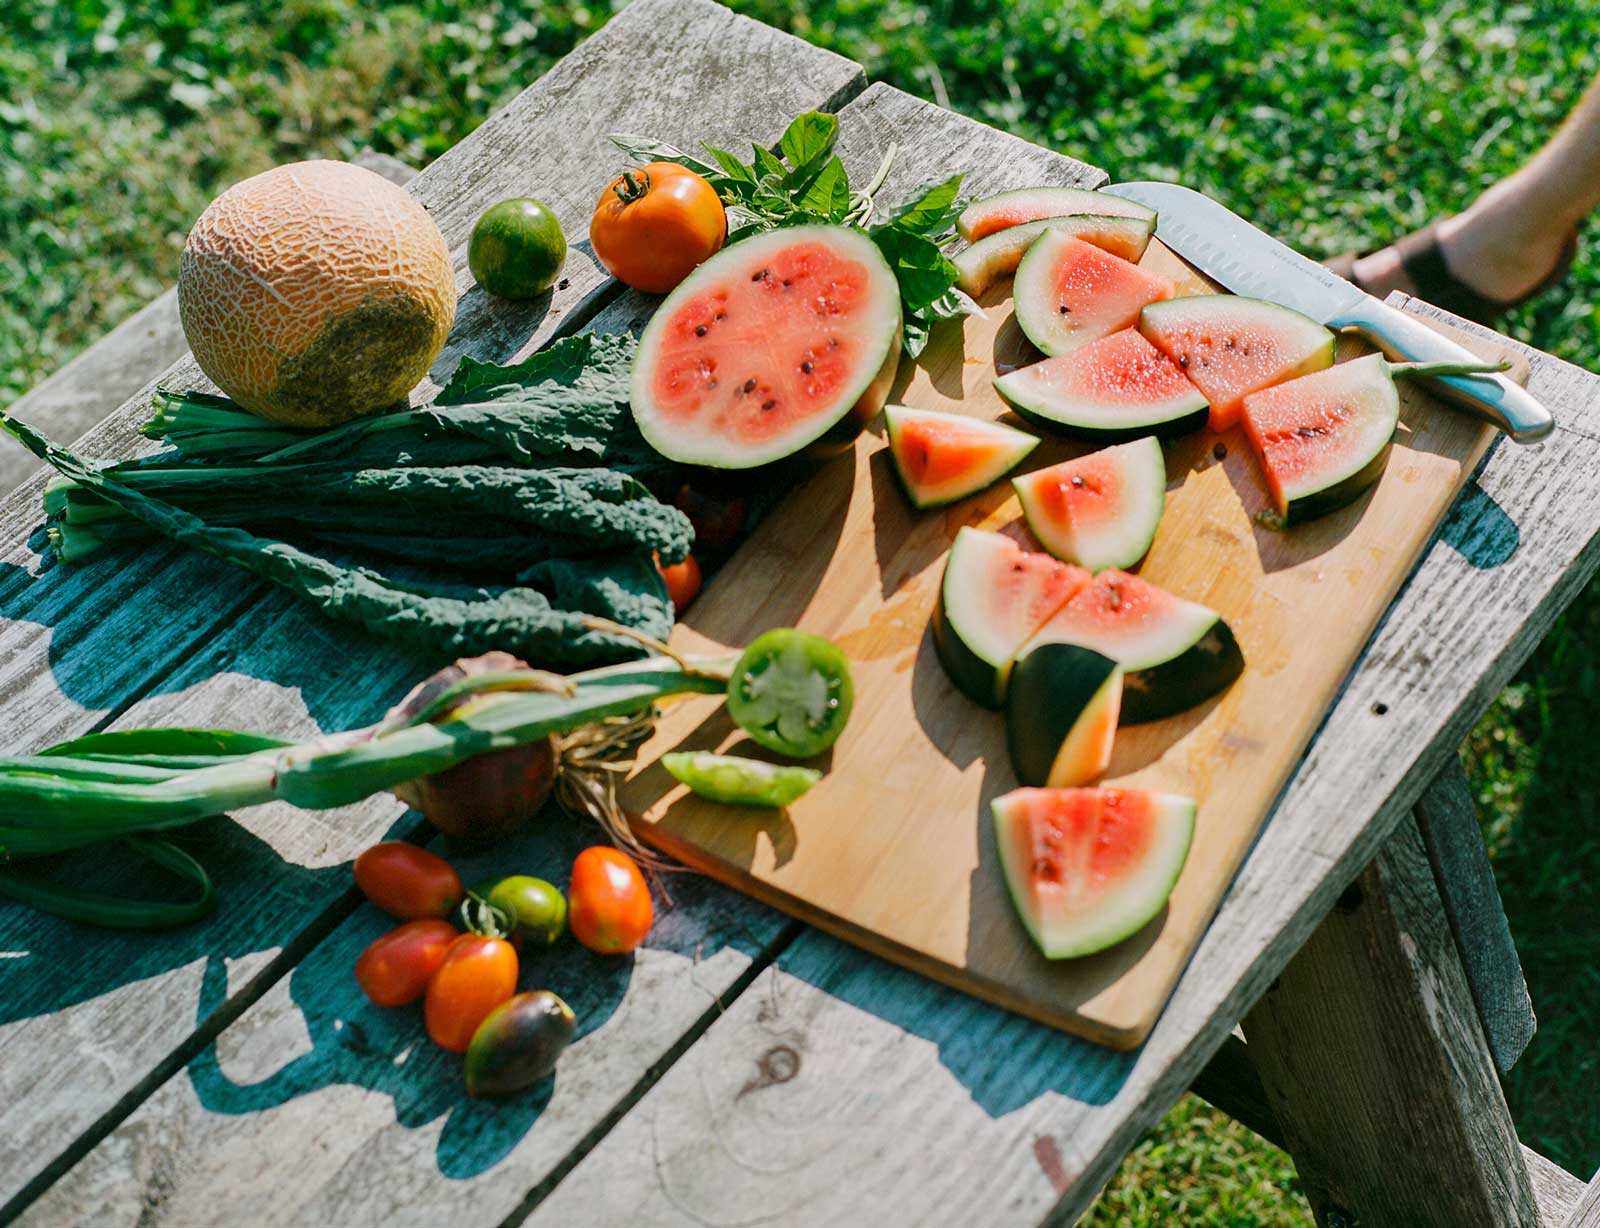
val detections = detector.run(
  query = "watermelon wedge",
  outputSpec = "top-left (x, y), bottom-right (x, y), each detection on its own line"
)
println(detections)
top-left (992, 786), bottom-right (1196, 959)
top-left (883, 405), bottom-right (1038, 509)
top-left (1139, 296), bottom-right (1335, 431)
top-left (993, 329), bottom-right (1209, 440)
top-left (1013, 231), bottom-right (1175, 358)
top-left (1012, 436), bottom-right (1166, 572)
top-left (1006, 643), bottom-right (1123, 788)
top-left (954, 215), bottom-right (1155, 297)
top-left (1025, 569), bottom-right (1243, 723)
top-left (1242, 353), bottom-right (1400, 525)
top-left (957, 187), bottom-right (1156, 242)
top-left (632, 225), bottom-right (902, 468)
top-left (933, 527), bottom-right (1089, 708)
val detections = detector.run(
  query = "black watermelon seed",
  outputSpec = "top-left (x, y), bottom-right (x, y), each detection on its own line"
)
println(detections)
top-left (694, 325), bottom-right (707, 337)
top-left (761, 399), bottom-right (777, 410)
top-left (752, 268), bottom-right (769, 281)
top-left (743, 378), bottom-right (757, 394)
top-left (800, 360), bottom-right (814, 374)
top-left (1213, 442), bottom-right (1227, 460)
top-left (1059, 305), bottom-right (1071, 314)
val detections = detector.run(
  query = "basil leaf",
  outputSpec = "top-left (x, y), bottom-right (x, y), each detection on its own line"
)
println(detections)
top-left (779, 111), bottom-right (838, 178)
top-left (752, 144), bottom-right (788, 182)
top-left (796, 155), bottom-right (850, 220)
top-left (925, 285), bottom-right (986, 321)
top-left (607, 133), bottom-right (717, 178)
top-left (877, 173), bottom-right (964, 237)
top-left (871, 227), bottom-right (962, 315)
top-left (901, 314), bottom-right (933, 361)
top-left (702, 145), bottom-right (756, 185)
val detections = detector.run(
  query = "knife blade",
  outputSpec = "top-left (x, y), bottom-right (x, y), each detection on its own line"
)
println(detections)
top-left (1103, 180), bottom-right (1554, 442)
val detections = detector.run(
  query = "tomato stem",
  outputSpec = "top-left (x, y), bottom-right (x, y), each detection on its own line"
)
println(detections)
top-left (613, 168), bottom-right (651, 206)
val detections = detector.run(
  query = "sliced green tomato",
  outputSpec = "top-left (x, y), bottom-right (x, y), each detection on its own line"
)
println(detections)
top-left (662, 752), bottom-right (823, 807)
top-left (725, 628), bottom-right (855, 759)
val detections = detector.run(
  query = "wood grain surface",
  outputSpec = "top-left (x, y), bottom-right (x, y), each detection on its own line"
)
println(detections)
top-left (622, 227), bottom-right (1525, 1048)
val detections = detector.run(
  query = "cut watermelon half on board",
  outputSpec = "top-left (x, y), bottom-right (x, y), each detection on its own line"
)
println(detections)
top-left (957, 187), bottom-right (1156, 243)
top-left (631, 225), bottom-right (902, 468)
top-left (1242, 352), bottom-right (1400, 526)
top-left (993, 328), bottom-right (1209, 441)
top-left (1006, 643), bottom-right (1123, 788)
top-left (933, 526), bottom-right (1089, 709)
top-left (1025, 568), bottom-right (1243, 724)
top-left (882, 405), bottom-right (1038, 509)
top-left (1012, 436), bottom-right (1166, 572)
top-left (1013, 231), bottom-right (1175, 358)
top-left (992, 786), bottom-right (1196, 959)
top-left (954, 215), bottom-right (1155, 297)
top-left (1138, 296), bottom-right (1335, 432)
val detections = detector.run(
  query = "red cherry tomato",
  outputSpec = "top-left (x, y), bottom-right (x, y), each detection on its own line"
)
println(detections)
top-left (568, 846), bottom-right (653, 954)
top-left (673, 482), bottom-right (748, 551)
top-left (589, 162), bottom-right (726, 293)
top-left (355, 919), bottom-right (458, 1007)
top-left (353, 842), bottom-right (463, 920)
top-left (655, 552), bottom-right (702, 612)
top-left (425, 933), bottom-right (519, 1053)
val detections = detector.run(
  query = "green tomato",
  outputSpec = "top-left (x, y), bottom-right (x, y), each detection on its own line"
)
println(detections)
top-left (661, 751), bottom-right (821, 807)
top-left (468, 198), bottom-right (567, 300)
top-left (465, 990), bottom-right (577, 1098)
top-left (473, 875), bottom-right (567, 948)
top-left (725, 629), bottom-right (854, 759)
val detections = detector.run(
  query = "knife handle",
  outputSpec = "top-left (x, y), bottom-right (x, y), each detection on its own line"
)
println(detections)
top-left (1327, 295), bottom-right (1553, 443)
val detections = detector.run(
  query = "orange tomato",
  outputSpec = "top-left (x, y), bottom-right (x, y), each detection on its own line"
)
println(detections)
top-left (425, 933), bottom-right (519, 1053)
top-left (655, 551), bottom-right (702, 611)
top-left (355, 919), bottom-right (458, 1007)
top-left (589, 162), bottom-right (725, 293)
top-left (353, 842), bottom-right (462, 920)
top-left (568, 846), bottom-right (653, 954)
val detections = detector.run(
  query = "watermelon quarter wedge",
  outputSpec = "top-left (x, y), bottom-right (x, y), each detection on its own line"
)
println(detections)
top-left (954, 215), bottom-right (1155, 297)
top-left (992, 786), bottom-right (1196, 959)
top-left (1242, 352), bottom-right (1400, 525)
top-left (993, 329), bottom-right (1209, 441)
top-left (1012, 436), bottom-right (1166, 572)
top-left (1139, 296), bottom-right (1335, 431)
top-left (883, 405), bottom-right (1038, 509)
top-left (1014, 231), bottom-right (1175, 358)
top-left (1006, 643), bottom-right (1123, 788)
top-left (631, 225), bottom-right (902, 468)
top-left (957, 186), bottom-right (1156, 242)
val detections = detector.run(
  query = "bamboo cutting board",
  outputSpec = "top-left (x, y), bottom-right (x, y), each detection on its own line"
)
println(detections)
top-left (620, 238), bottom-right (1525, 1049)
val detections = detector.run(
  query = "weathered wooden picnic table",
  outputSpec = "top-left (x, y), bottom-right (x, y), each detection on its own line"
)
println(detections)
top-left (3, 3), bottom-right (1599, 1224)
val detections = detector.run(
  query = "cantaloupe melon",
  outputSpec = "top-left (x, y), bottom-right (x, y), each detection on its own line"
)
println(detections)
top-left (177, 159), bottom-right (457, 428)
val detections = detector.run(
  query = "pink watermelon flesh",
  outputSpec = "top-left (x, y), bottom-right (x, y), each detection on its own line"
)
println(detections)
top-left (632, 225), bottom-right (901, 467)
top-left (994, 329), bottom-right (1208, 437)
top-left (1014, 233), bottom-right (1175, 358)
top-left (1025, 568), bottom-right (1220, 673)
top-left (992, 786), bottom-right (1196, 958)
top-left (1138, 296), bottom-right (1335, 431)
top-left (885, 407), bottom-right (1037, 508)
top-left (1241, 353), bottom-right (1400, 519)
top-left (957, 187), bottom-right (1156, 242)
top-left (1013, 436), bottom-right (1165, 572)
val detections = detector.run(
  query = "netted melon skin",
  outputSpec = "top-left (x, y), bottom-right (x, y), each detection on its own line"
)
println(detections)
top-left (178, 159), bottom-right (457, 427)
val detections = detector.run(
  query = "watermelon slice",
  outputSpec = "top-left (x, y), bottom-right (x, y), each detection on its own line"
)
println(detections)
top-left (1139, 296), bottom-right (1335, 432)
top-left (1006, 643), bottom-right (1123, 787)
top-left (1025, 569), bottom-right (1243, 724)
top-left (631, 225), bottom-right (902, 468)
top-left (933, 527), bottom-right (1089, 708)
top-left (957, 187), bottom-right (1156, 243)
top-left (993, 329), bottom-right (1209, 441)
top-left (954, 215), bottom-right (1155, 297)
top-left (1242, 353), bottom-right (1400, 526)
top-left (992, 786), bottom-right (1196, 959)
top-left (1013, 231), bottom-right (1175, 358)
top-left (883, 405), bottom-right (1038, 509)
top-left (1012, 436), bottom-right (1166, 572)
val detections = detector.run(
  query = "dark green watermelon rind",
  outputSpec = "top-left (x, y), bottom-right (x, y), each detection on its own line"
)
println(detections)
top-left (1120, 616), bottom-right (1245, 724)
top-left (1003, 396), bottom-right (1209, 443)
top-left (884, 407), bottom-right (1039, 510)
top-left (1005, 643), bottom-right (1121, 786)
top-left (932, 592), bottom-right (1009, 710)
top-left (1281, 435), bottom-right (1396, 525)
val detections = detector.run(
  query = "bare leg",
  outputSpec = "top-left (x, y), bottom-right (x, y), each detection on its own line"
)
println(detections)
top-left (1353, 70), bottom-right (1600, 303)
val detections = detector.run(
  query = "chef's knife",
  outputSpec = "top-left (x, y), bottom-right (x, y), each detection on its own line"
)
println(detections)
top-left (1103, 181), bottom-right (1553, 442)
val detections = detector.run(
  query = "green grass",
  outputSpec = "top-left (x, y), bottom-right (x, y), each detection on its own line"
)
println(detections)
top-left (5, 0), bottom-right (1599, 1219)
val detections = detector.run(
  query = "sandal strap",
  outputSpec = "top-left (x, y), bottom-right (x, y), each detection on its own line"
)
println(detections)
top-left (1395, 222), bottom-right (1578, 325)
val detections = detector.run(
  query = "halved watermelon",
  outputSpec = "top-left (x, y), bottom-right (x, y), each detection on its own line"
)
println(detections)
top-left (1006, 643), bottom-right (1123, 787)
top-left (957, 187), bottom-right (1156, 242)
top-left (992, 786), bottom-right (1196, 959)
top-left (954, 215), bottom-right (1155, 297)
top-left (1014, 231), bottom-right (1175, 358)
top-left (1242, 353), bottom-right (1400, 526)
top-left (631, 225), bottom-right (902, 468)
top-left (1012, 436), bottom-right (1166, 572)
top-left (1139, 296), bottom-right (1334, 432)
top-left (1025, 569), bottom-right (1243, 724)
top-left (933, 526), bottom-right (1088, 709)
top-left (993, 329), bottom-right (1209, 440)
top-left (883, 405), bottom-right (1038, 509)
